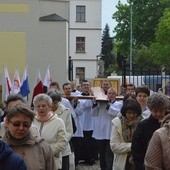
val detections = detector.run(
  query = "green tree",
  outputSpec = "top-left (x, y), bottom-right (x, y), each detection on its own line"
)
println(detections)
top-left (132, 0), bottom-right (167, 47)
top-left (133, 48), bottom-right (158, 68)
top-left (101, 24), bottom-right (115, 76)
top-left (113, 1), bottom-right (130, 56)
top-left (113, 0), bottom-right (168, 56)
top-left (150, 8), bottom-right (170, 66)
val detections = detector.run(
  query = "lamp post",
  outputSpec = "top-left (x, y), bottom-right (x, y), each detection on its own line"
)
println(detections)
top-left (129, 0), bottom-right (133, 75)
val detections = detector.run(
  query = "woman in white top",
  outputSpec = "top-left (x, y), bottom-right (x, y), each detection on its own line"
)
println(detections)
top-left (33, 93), bottom-right (67, 169)
top-left (110, 99), bottom-right (142, 170)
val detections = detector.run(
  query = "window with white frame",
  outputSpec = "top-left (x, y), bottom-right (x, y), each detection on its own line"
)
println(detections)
top-left (76, 37), bottom-right (85, 52)
top-left (76, 6), bottom-right (86, 22)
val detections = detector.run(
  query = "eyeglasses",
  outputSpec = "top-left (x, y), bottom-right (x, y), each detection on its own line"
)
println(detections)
top-left (9, 120), bottom-right (31, 128)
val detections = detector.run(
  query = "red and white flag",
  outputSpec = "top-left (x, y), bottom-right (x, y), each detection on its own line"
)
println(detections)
top-left (43, 65), bottom-right (52, 92)
top-left (2, 66), bottom-right (12, 103)
top-left (31, 67), bottom-right (44, 107)
top-left (11, 67), bottom-right (21, 94)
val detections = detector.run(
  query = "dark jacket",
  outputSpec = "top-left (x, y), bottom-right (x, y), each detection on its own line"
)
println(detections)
top-left (0, 140), bottom-right (27, 170)
top-left (131, 115), bottom-right (161, 170)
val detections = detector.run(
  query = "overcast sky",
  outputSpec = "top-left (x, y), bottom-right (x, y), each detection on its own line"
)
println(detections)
top-left (102, 0), bottom-right (127, 36)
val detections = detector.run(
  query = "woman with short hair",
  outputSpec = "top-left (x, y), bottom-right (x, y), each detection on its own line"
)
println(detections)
top-left (2, 104), bottom-right (56, 170)
top-left (145, 114), bottom-right (170, 169)
top-left (47, 90), bottom-right (73, 170)
top-left (33, 93), bottom-right (67, 170)
top-left (132, 93), bottom-right (169, 170)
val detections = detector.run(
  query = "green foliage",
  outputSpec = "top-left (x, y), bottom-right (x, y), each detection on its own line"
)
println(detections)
top-left (112, 0), bottom-right (169, 67)
top-left (149, 8), bottom-right (170, 66)
top-left (101, 24), bottom-right (115, 75)
top-left (113, 2), bottom-right (130, 55)
top-left (105, 63), bottom-right (119, 77)
top-left (132, 0), bottom-right (167, 47)
top-left (133, 48), bottom-right (158, 68)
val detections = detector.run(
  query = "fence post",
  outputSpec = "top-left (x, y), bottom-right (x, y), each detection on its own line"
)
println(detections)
top-left (122, 56), bottom-right (126, 85)
top-left (68, 56), bottom-right (73, 81)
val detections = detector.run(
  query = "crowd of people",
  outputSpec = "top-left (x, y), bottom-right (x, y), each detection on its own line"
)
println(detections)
top-left (0, 79), bottom-right (170, 170)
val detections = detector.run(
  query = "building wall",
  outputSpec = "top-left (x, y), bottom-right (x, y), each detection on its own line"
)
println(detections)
top-left (70, 30), bottom-right (101, 78)
top-left (0, 0), bottom-right (69, 102)
top-left (69, 0), bottom-right (102, 81)
top-left (39, 0), bottom-right (70, 21)
top-left (0, 0), bottom-right (102, 103)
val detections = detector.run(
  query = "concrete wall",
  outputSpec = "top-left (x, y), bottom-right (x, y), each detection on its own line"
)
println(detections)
top-left (39, 0), bottom-right (70, 21)
top-left (0, 0), bottom-right (69, 102)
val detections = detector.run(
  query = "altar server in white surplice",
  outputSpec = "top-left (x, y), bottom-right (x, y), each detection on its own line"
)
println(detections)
top-left (78, 80), bottom-right (96, 165)
top-left (92, 87), bottom-right (122, 170)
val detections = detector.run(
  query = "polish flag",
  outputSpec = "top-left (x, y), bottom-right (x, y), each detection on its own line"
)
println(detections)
top-left (31, 67), bottom-right (44, 107)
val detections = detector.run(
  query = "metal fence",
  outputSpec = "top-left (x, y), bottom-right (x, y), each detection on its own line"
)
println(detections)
top-left (122, 67), bottom-right (170, 92)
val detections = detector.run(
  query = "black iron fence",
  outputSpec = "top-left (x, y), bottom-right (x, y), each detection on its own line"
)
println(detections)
top-left (122, 67), bottom-right (170, 92)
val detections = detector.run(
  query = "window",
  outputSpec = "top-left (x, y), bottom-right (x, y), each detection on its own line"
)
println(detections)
top-left (76, 67), bottom-right (85, 82)
top-left (76, 6), bottom-right (86, 22)
top-left (76, 37), bottom-right (85, 52)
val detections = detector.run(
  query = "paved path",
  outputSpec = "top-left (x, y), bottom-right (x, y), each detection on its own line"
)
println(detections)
top-left (76, 160), bottom-right (100, 170)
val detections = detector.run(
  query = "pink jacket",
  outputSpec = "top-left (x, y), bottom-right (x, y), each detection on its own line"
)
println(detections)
top-left (145, 116), bottom-right (170, 170)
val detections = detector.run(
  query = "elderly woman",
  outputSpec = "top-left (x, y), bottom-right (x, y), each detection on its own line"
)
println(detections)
top-left (2, 104), bottom-right (56, 170)
top-left (132, 93), bottom-right (169, 170)
top-left (33, 93), bottom-right (67, 170)
top-left (144, 114), bottom-right (170, 170)
top-left (47, 90), bottom-right (73, 170)
top-left (110, 99), bottom-right (143, 170)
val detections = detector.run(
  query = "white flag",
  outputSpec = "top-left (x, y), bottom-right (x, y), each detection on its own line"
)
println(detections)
top-left (11, 67), bottom-right (21, 94)
top-left (43, 65), bottom-right (52, 89)
top-left (2, 66), bottom-right (12, 103)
